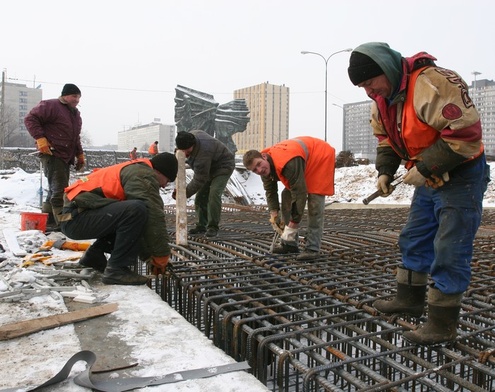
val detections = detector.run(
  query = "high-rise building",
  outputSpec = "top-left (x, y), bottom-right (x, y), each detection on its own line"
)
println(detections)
top-left (0, 78), bottom-right (42, 147)
top-left (233, 82), bottom-right (289, 154)
top-left (470, 78), bottom-right (495, 157)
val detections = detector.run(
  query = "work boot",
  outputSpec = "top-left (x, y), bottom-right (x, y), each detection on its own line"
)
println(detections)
top-left (272, 242), bottom-right (299, 254)
top-left (296, 250), bottom-right (320, 261)
top-left (189, 226), bottom-right (206, 235)
top-left (79, 246), bottom-right (107, 273)
top-left (403, 286), bottom-right (462, 345)
top-left (205, 228), bottom-right (218, 237)
top-left (373, 266), bottom-right (428, 317)
top-left (101, 267), bottom-right (149, 285)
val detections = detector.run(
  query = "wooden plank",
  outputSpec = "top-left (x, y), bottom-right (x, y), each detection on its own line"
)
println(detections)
top-left (0, 302), bottom-right (118, 341)
top-left (3, 228), bottom-right (26, 257)
top-left (175, 150), bottom-right (188, 246)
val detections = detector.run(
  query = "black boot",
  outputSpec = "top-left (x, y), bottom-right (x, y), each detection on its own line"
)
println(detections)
top-left (373, 266), bottom-right (427, 317)
top-left (79, 246), bottom-right (108, 272)
top-left (102, 266), bottom-right (149, 285)
top-left (403, 286), bottom-right (462, 345)
top-left (272, 242), bottom-right (299, 254)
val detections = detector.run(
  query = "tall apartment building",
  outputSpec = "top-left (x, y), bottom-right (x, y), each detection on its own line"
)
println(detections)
top-left (342, 78), bottom-right (495, 162)
top-left (0, 77), bottom-right (42, 147)
top-left (233, 82), bottom-right (289, 154)
top-left (117, 122), bottom-right (176, 154)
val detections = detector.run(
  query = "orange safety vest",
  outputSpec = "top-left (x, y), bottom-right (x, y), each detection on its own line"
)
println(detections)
top-left (65, 159), bottom-right (153, 201)
top-left (401, 67), bottom-right (440, 159)
top-left (262, 137), bottom-right (335, 195)
top-left (148, 143), bottom-right (158, 155)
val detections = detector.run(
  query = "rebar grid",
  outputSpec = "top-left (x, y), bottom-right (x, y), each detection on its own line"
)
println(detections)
top-left (148, 207), bottom-right (495, 391)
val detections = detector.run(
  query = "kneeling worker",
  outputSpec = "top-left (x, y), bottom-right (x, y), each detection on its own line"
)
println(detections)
top-left (60, 153), bottom-right (178, 285)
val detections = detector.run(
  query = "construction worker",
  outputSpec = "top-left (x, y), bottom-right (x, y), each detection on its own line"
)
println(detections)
top-left (174, 130), bottom-right (234, 237)
top-left (25, 83), bottom-right (85, 232)
top-left (148, 141), bottom-right (159, 157)
top-left (129, 147), bottom-right (138, 160)
top-left (243, 137), bottom-right (335, 260)
top-left (59, 153), bottom-right (178, 285)
top-left (347, 42), bottom-right (490, 345)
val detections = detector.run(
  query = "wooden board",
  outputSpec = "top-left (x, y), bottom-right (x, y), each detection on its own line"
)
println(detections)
top-left (3, 228), bottom-right (26, 257)
top-left (0, 302), bottom-right (118, 341)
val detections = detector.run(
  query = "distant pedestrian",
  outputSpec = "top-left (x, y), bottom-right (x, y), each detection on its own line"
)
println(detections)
top-left (148, 141), bottom-right (159, 157)
top-left (25, 83), bottom-right (85, 232)
top-left (129, 147), bottom-right (138, 160)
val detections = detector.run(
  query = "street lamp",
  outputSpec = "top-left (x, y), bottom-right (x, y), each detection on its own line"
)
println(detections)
top-left (301, 48), bottom-right (352, 142)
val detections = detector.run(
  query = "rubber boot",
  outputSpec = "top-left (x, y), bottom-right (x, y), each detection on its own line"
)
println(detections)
top-left (102, 267), bottom-right (149, 285)
top-left (42, 202), bottom-right (55, 225)
top-left (403, 286), bottom-right (462, 345)
top-left (373, 266), bottom-right (428, 317)
top-left (79, 246), bottom-right (108, 272)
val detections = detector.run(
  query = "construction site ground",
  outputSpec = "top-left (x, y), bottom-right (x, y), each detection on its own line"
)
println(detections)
top-left (1, 203), bottom-right (495, 391)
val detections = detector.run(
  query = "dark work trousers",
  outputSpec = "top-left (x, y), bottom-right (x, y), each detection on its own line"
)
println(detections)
top-left (61, 200), bottom-right (148, 269)
top-left (194, 173), bottom-right (231, 231)
top-left (40, 155), bottom-right (71, 211)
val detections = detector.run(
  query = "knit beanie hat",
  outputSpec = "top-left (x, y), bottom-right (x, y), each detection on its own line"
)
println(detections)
top-left (348, 52), bottom-right (385, 86)
top-left (175, 131), bottom-right (196, 150)
top-left (61, 83), bottom-right (81, 96)
top-left (150, 152), bottom-right (178, 182)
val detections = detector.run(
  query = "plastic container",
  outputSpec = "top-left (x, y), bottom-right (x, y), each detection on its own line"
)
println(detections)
top-left (20, 212), bottom-right (49, 232)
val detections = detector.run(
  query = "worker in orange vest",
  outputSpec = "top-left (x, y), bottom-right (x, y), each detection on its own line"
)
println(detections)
top-left (129, 147), bottom-right (138, 160)
top-left (148, 141), bottom-right (158, 156)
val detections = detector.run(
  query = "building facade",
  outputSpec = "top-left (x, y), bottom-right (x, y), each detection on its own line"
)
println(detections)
top-left (117, 122), bottom-right (176, 156)
top-left (472, 79), bottom-right (495, 157)
top-left (232, 82), bottom-right (289, 154)
top-left (0, 77), bottom-right (42, 147)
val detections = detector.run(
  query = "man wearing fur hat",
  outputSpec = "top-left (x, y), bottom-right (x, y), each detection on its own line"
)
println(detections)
top-left (25, 83), bottom-right (85, 232)
top-left (174, 130), bottom-right (235, 237)
top-left (348, 42), bottom-right (490, 345)
top-left (60, 153), bottom-right (178, 285)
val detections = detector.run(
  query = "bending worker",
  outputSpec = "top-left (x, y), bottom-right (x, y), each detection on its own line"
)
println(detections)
top-left (347, 42), bottom-right (489, 345)
top-left (243, 137), bottom-right (335, 260)
top-left (60, 153), bottom-right (178, 285)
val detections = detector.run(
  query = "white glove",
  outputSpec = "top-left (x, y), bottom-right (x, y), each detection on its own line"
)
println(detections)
top-left (403, 166), bottom-right (427, 187)
top-left (281, 226), bottom-right (298, 243)
top-left (377, 174), bottom-right (393, 196)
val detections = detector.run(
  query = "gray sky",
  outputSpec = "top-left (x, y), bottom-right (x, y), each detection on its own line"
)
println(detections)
top-left (2, 0), bottom-right (493, 151)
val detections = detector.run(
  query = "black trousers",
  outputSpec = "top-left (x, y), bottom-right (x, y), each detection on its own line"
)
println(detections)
top-left (61, 200), bottom-right (148, 269)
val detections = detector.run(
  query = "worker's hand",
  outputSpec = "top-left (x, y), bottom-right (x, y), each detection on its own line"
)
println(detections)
top-left (403, 166), bottom-right (427, 187)
top-left (376, 174), bottom-right (393, 196)
top-left (280, 226), bottom-right (298, 243)
top-left (75, 154), bottom-right (85, 171)
top-left (425, 172), bottom-right (449, 189)
top-left (269, 211), bottom-right (284, 235)
top-left (171, 189), bottom-right (177, 200)
top-left (36, 137), bottom-right (52, 155)
top-left (150, 255), bottom-right (170, 275)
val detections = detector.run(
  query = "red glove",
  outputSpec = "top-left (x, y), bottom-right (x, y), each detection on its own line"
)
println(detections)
top-left (75, 154), bottom-right (85, 171)
top-left (36, 137), bottom-right (52, 155)
top-left (151, 255), bottom-right (170, 275)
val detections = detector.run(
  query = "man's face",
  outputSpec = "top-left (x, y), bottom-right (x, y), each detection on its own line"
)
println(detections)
top-left (155, 171), bottom-right (169, 188)
top-left (63, 94), bottom-right (81, 108)
top-left (357, 74), bottom-right (392, 98)
top-left (179, 146), bottom-right (194, 158)
top-left (248, 156), bottom-right (271, 177)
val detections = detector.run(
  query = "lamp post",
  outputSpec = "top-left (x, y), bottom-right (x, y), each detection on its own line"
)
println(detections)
top-left (301, 48), bottom-right (352, 142)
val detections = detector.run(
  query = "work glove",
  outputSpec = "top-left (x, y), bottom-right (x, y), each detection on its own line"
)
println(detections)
top-left (376, 174), bottom-right (393, 196)
top-left (403, 166), bottom-right (427, 187)
top-left (75, 154), bottom-right (85, 171)
top-left (425, 172), bottom-right (450, 189)
top-left (269, 211), bottom-right (284, 235)
top-left (171, 189), bottom-right (177, 200)
top-left (280, 226), bottom-right (298, 243)
top-left (36, 137), bottom-right (52, 155)
top-left (150, 255), bottom-right (170, 275)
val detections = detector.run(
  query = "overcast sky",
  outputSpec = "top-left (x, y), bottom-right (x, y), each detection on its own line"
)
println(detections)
top-left (2, 0), bottom-right (493, 151)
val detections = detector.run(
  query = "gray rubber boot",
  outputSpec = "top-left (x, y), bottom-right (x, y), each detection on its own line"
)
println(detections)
top-left (373, 266), bottom-right (428, 317)
top-left (403, 286), bottom-right (462, 345)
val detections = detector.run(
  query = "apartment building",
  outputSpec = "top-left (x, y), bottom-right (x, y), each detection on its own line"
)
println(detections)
top-left (117, 122), bottom-right (176, 154)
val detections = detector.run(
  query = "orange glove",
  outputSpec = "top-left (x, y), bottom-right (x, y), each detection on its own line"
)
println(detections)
top-left (150, 255), bottom-right (170, 275)
top-left (75, 154), bottom-right (85, 171)
top-left (36, 137), bottom-right (52, 155)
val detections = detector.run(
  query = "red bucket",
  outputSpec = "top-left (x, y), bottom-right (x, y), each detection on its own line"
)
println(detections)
top-left (20, 212), bottom-right (49, 232)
